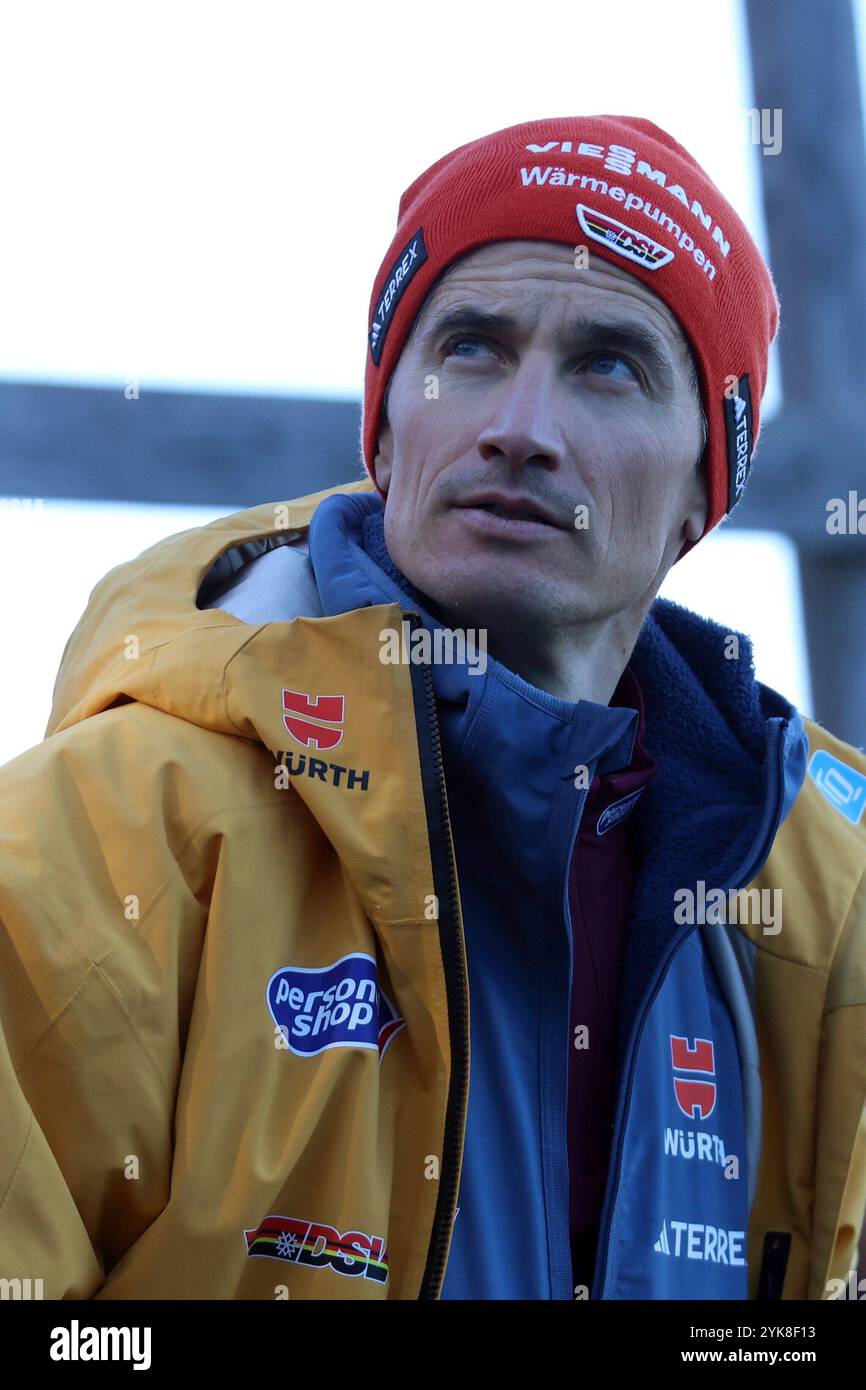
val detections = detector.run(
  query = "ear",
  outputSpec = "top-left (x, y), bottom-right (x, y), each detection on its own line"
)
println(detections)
top-left (682, 451), bottom-right (709, 543)
top-left (682, 509), bottom-right (706, 543)
top-left (375, 419), bottom-right (393, 493)
top-left (674, 514), bottom-right (705, 565)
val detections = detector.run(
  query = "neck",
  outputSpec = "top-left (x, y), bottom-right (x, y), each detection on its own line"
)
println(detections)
top-left (422, 593), bottom-right (651, 705)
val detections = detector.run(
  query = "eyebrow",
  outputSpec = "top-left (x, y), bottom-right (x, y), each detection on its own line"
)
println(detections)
top-left (420, 303), bottom-right (678, 388)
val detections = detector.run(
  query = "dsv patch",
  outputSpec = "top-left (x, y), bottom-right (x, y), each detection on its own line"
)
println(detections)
top-left (244, 1214), bottom-right (389, 1283)
top-left (267, 951), bottom-right (405, 1059)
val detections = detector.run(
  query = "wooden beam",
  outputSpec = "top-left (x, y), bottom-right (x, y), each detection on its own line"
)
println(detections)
top-left (744, 0), bottom-right (866, 749)
top-left (0, 380), bottom-right (364, 506)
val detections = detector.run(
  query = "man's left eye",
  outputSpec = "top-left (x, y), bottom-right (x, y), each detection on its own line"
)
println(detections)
top-left (580, 352), bottom-right (640, 382)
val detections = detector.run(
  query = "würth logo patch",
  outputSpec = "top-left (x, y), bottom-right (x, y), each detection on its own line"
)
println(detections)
top-left (670, 1034), bottom-right (717, 1120)
top-left (724, 375), bottom-right (754, 513)
top-left (282, 689), bottom-right (344, 750)
top-left (277, 689), bottom-right (371, 791)
top-left (244, 1214), bottom-right (389, 1283)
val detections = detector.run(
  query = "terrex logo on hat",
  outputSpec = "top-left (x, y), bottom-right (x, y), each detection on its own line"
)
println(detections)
top-left (361, 115), bottom-right (780, 557)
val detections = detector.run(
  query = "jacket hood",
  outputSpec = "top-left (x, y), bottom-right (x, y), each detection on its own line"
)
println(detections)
top-left (46, 481), bottom-right (375, 740)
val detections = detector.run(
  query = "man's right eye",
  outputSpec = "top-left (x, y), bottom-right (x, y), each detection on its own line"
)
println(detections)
top-left (442, 334), bottom-right (494, 358)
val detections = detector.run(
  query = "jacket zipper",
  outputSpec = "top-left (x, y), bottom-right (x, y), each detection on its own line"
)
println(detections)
top-left (551, 776), bottom-right (593, 1297)
top-left (590, 718), bottom-right (789, 1299)
top-left (402, 611), bottom-right (471, 1300)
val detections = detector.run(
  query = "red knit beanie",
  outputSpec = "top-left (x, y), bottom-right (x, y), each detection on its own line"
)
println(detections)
top-left (361, 115), bottom-right (780, 556)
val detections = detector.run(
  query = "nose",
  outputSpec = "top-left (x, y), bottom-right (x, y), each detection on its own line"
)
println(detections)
top-left (475, 351), bottom-right (567, 471)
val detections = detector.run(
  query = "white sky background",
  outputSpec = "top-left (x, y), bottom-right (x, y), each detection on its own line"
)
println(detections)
top-left (0, 0), bottom-right (834, 766)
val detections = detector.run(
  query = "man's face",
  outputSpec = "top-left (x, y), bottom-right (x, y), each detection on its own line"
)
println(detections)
top-left (374, 241), bottom-right (708, 636)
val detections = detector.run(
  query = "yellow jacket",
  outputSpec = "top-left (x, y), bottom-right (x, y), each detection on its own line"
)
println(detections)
top-left (0, 480), bottom-right (864, 1299)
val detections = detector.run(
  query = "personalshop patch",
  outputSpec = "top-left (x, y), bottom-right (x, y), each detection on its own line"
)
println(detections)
top-left (267, 952), bottom-right (405, 1059)
top-left (596, 787), bottom-right (645, 835)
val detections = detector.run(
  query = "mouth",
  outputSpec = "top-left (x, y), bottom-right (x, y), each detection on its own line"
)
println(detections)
top-left (455, 496), bottom-right (564, 537)
top-left (468, 502), bottom-right (551, 523)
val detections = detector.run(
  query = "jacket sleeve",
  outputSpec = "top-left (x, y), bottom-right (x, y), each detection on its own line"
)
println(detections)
top-left (840, 1102), bottom-right (866, 1279)
top-left (812, 865), bottom-right (866, 1299)
top-left (820, 1099), bottom-right (866, 1298)
top-left (0, 713), bottom-right (210, 1298)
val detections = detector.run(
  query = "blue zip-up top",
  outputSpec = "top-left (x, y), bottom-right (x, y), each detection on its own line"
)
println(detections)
top-left (306, 489), bottom-right (808, 1300)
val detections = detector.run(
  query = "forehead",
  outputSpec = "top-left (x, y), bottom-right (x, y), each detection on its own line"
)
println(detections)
top-left (418, 239), bottom-right (688, 354)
